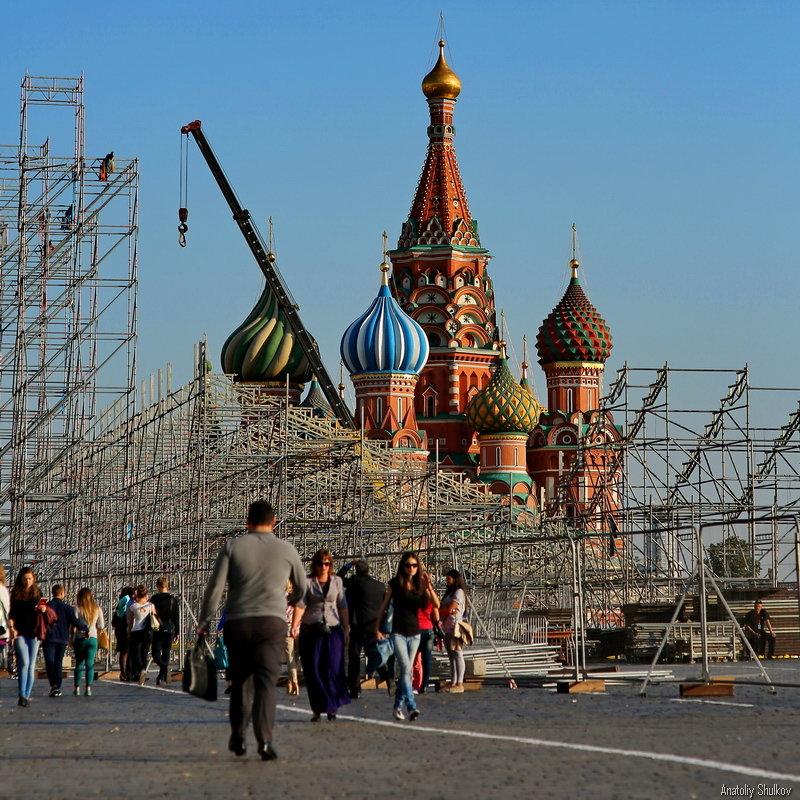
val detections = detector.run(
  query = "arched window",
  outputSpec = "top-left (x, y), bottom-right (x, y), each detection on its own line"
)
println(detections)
top-left (375, 397), bottom-right (383, 424)
top-left (566, 389), bottom-right (573, 413)
top-left (426, 395), bottom-right (436, 417)
top-left (513, 448), bottom-right (519, 467)
top-left (495, 446), bottom-right (501, 466)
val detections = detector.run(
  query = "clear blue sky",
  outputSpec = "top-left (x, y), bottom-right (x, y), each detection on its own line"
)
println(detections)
top-left (2, 0), bottom-right (798, 427)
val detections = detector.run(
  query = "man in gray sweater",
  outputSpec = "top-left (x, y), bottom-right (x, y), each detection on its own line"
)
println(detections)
top-left (199, 500), bottom-right (306, 761)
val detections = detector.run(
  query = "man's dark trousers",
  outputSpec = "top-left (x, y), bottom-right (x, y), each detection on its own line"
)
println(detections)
top-left (225, 616), bottom-right (285, 745)
top-left (151, 631), bottom-right (174, 679)
top-left (43, 641), bottom-right (67, 689)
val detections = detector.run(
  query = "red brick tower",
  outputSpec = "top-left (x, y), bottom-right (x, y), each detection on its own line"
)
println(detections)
top-left (388, 41), bottom-right (499, 473)
top-left (528, 253), bottom-right (622, 534)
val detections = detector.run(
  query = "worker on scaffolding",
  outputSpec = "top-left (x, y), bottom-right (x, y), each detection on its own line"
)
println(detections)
top-left (742, 599), bottom-right (776, 659)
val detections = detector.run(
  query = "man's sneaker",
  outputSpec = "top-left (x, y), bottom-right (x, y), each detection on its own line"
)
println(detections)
top-left (52, 689), bottom-right (62, 697)
top-left (409, 708), bottom-right (420, 721)
top-left (85, 687), bottom-right (92, 697)
top-left (73, 687), bottom-right (81, 696)
top-left (392, 708), bottom-right (405, 721)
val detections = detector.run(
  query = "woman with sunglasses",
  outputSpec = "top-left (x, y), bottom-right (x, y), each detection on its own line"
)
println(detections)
top-left (291, 549), bottom-right (350, 721)
top-left (375, 552), bottom-right (439, 721)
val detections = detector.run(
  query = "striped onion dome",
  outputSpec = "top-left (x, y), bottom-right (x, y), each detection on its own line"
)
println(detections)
top-left (340, 264), bottom-right (429, 376)
top-left (536, 259), bottom-right (612, 365)
top-left (299, 378), bottom-right (335, 419)
top-left (466, 356), bottom-right (542, 435)
top-left (221, 282), bottom-right (312, 382)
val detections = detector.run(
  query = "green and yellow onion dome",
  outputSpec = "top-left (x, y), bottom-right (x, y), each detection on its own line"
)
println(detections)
top-left (221, 282), bottom-right (312, 383)
top-left (536, 260), bottom-right (612, 365)
top-left (466, 357), bottom-right (542, 435)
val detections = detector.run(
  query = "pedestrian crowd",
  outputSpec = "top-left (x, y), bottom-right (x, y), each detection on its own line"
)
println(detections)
top-left (0, 501), bottom-right (783, 765)
top-left (0, 563), bottom-right (180, 705)
top-left (195, 500), bottom-right (475, 761)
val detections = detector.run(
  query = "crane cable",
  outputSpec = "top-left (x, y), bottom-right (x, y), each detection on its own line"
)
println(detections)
top-left (178, 132), bottom-right (189, 247)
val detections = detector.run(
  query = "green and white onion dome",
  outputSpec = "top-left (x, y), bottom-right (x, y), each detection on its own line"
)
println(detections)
top-left (221, 282), bottom-right (312, 383)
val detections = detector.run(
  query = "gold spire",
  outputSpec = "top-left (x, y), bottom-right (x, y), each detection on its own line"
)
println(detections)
top-left (422, 40), bottom-right (462, 100)
top-left (570, 223), bottom-right (580, 278)
top-left (521, 335), bottom-right (529, 381)
top-left (379, 230), bottom-right (390, 286)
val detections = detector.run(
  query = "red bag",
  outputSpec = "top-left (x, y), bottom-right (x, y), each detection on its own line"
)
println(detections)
top-left (34, 600), bottom-right (57, 641)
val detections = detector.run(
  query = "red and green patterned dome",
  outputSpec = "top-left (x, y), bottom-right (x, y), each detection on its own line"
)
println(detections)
top-left (466, 356), bottom-right (542, 435)
top-left (536, 260), bottom-right (612, 365)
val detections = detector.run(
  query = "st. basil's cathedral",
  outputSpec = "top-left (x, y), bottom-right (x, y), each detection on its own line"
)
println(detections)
top-left (222, 41), bottom-right (622, 535)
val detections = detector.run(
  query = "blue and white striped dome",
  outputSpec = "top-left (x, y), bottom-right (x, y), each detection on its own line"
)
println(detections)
top-left (340, 269), bottom-right (429, 376)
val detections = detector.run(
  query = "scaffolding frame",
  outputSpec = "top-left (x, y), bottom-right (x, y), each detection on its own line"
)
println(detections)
top-left (0, 75), bottom-right (138, 568)
top-left (0, 81), bottom-right (798, 646)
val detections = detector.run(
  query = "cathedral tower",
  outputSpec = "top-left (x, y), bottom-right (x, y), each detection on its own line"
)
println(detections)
top-left (389, 41), bottom-right (499, 472)
top-left (341, 254), bottom-right (429, 453)
top-left (528, 251), bottom-right (621, 532)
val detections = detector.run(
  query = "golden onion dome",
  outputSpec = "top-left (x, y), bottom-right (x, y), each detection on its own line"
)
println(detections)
top-left (422, 40), bottom-right (462, 100)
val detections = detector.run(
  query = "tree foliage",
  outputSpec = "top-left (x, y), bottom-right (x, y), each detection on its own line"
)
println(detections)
top-left (706, 534), bottom-right (761, 578)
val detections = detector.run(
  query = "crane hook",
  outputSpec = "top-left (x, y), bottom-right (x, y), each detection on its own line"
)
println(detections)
top-left (178, 207), bottom-right (189, 247)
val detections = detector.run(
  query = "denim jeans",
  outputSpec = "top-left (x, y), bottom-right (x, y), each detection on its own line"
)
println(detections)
top-left (391, 633), bottom-right (420, 712)
top-left (14, 636), bottom-right (40, 699)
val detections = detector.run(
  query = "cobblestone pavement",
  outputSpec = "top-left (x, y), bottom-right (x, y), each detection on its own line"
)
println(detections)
top-left (2, 662), bottom-right (799, 800)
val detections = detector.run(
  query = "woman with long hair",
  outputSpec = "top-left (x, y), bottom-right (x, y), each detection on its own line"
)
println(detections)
top-left (73, 588), bottom-right (106, 696)
top-left (440, 569), bottom-right (469, 693)
top-left (126, 585), bottom-right (157, 685)
top-left (291, 549), bottom-right (350, 722)
top-left (8, 567), bottom-right (46, 706)
top-left (375, 552), bottom-right (439, 721)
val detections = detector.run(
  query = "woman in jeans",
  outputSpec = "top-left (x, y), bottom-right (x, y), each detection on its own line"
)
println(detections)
top-left (440, 569), bottom-right (468, 693)
top-left (73, 588), bottom-right (105, 696)
top-left (375, 552), bottom-right (439, 721)
top-left (8, 567), bottom-right (46, 706)
top-left (291, 549), bottom-right (350, 721)
top-left (126, 585), bottom-right (156, 684)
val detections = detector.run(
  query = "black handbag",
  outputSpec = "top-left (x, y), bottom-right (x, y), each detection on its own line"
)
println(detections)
top-left (182, 636), bottom-right (217, 702)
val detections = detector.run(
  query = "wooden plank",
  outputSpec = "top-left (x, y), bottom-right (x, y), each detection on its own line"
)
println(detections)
top-left (679, 681), bottom-right (734, 697)
top-left (556, 679), bottom-right (606, 694)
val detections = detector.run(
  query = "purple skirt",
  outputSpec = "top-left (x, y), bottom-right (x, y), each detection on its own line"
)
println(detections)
top-left (298, 624), bottom-right (351, 715)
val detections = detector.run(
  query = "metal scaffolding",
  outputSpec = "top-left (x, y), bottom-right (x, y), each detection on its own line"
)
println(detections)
top-left (0, 78), bottom-right (798, 646)
top-left (0, 75), bottom-right (138, 569)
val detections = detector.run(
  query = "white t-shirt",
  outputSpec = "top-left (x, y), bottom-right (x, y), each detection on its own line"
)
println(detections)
top-left (128, 600), bottom-right (155, 632)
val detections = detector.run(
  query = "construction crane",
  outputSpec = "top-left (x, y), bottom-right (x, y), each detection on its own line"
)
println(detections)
top-left (178, 120), bottom-right (355, 429)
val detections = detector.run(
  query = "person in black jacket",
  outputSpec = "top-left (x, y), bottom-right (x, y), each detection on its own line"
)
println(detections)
top-left (338, 559), bottom-right (392, 698)
top-left (44, 585), bottom-right (88, 697)
top-left (150, 576), bottom-right (180, 685)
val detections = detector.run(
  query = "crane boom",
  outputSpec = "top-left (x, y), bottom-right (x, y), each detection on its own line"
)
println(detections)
top-left (180, 120), bottom-right (355, 429)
